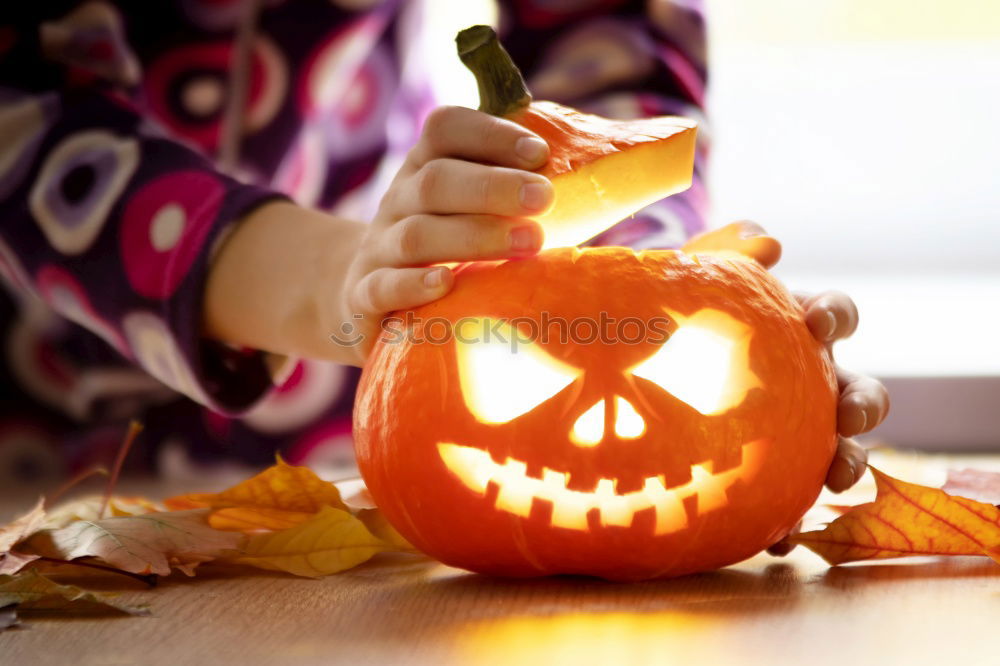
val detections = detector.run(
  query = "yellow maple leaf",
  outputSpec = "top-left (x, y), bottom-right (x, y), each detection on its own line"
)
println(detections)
top-left (790, 466), bottom-right (1000, 564)
top-left (165, 457), bottom-right (348, 532)
top-left (229, 506), bottom-right (386, 577)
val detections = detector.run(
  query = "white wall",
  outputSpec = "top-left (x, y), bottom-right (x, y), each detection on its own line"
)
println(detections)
top-left (707, 0), bottom-right (1000, 377)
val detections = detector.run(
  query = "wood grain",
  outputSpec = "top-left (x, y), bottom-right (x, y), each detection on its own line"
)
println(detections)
top-left (3, 459), bottom-right (1000, 665)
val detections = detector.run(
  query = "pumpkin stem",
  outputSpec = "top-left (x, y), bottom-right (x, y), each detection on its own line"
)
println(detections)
top-left (456, 25), bottom-right (532, 117)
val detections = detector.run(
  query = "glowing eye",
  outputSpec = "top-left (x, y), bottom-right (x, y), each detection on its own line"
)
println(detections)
top-left (629, 309), bottom-right (761, 415)
top-left (456, 318), bottom-right (581, 424)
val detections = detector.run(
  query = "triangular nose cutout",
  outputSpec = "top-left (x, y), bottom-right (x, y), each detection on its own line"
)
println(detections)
top-left (615, 396), bottom-right (645, 439)
top-left (571, 399), bottom-right (604, 447)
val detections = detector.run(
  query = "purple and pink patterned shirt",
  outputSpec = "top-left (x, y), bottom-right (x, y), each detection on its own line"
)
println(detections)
top-left (0, 0), bottom-right (707, 487)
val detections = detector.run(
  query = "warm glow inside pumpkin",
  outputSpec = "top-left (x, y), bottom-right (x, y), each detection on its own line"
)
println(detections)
top-left (354, 249), bottom-right (838, 580)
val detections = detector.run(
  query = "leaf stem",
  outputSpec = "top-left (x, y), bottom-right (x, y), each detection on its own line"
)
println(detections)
top-left (44, 466), bottom-right (109, 509)
top-left (100, 420), bottom-right (143, 519)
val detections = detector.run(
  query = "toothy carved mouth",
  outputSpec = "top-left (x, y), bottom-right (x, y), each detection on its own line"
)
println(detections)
top-left (437, 440), bottom-right (766, 535)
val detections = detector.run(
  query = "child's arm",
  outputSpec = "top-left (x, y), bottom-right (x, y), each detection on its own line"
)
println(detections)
top-left (203, 106), bottom-right (552, 365)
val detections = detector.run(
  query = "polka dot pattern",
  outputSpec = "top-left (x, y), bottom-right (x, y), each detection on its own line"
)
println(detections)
top-left (29, 130), bottom-right (138, 255)
top-left (122, 311), bottom-right (208, 405)
top-left (0, 236), bottom-right (34, 296)
top-left (320, 44), bottom-right (395, 160)
top-left (0, 92), bottom-right (56, 200)
top-left (145, 37), bottom-right (288, 152)
top-left (35, 264), bottom-right (129, 355)
top-left (530, 19), bottom-right (654, 102)
top-left (243, 360), bottom-right (349, 435)
top-left (119, 171), bottom-right (224, 300)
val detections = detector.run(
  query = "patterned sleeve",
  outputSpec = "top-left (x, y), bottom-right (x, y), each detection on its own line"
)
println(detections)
top-left (0, 3), bottom-right (286, 414)
top-left (499, 0), bottom-right (709, 249)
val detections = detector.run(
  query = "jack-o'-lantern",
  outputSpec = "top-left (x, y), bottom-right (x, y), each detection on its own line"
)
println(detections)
top-left (352, 28), bottom-right (838, 580)
top-left (355, 249), bottom-right (837, 580)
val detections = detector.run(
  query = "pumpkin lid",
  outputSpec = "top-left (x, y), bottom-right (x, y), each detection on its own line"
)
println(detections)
top-left (457, 25), bottom-right (698, 250)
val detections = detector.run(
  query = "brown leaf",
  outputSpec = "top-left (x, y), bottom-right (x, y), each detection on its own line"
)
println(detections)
top-left (229, 506), bottom-right (386, 577)
top-left (28, 509), bottom-right (245, 576)
top-left (942, 468), bottom-right (1000, 505)
top-left (0, 604), bottom-right (17, 630)
top-left (0, 570), bottom-right (149, 617)
top-left (0, 498), bottom-right (46, 575)
top-left (42, 495), bottom-right (163, 530)
top-left (790, 467), bottom-right (1000, 565)
top-left (0, 552), bottom-right (40, 577)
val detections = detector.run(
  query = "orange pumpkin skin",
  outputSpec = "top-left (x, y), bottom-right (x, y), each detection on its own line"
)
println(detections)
top-left (509, 101), bottom-right (698, 249)
top-left (354, 248), bottom-right (838, 580)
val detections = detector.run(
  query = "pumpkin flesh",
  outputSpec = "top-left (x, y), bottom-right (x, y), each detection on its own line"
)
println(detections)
top-left (513, 101), bottom-right (697, 249)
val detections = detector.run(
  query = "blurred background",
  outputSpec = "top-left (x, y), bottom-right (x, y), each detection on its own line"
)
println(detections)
top-left (710, 0), bottom-right (1000, 449)
top-left (427, 0), bottom-right (1000, 449)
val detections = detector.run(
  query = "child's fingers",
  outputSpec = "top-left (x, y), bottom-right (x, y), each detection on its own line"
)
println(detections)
top-left (797, 290), bottom-right (859, 342)
top-left (389, 159), bottom-right (554, 219)
top-left (408, 105), bottom-right (549, 170)
top-left (350, 266), bottom-right (454, 316)
top-left (376, 215), bottom-right (543, 266)
top-left (836, 367), bottom-right (890, 436)
top-left (825, 436), bottom-right (868, 493)
top-left (766, 520), bottom-right (801, 557)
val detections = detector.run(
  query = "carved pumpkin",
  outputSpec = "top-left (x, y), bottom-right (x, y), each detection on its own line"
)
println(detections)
top-left (354, 248), bottom-right (838, 580)
top-left (352, 27), bottom-right (837, 580)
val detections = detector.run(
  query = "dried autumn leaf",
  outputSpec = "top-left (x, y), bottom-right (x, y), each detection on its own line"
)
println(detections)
top-left (0, 570), bottom-right (149, 616)
top-left (0, 604), bottom-right (16, 630)
top-left (337, 477), bottom-right (413, 551)
top-left (42, 495), bottom-right (163, 530)
top-left (161, 492), bottom-right (216, 511)
top-left (28, 509), bottom-right (245, 576)
top-left (790, 467), bottom-right (1000, 565)
top-left (206, 507), bottom-right (314, 532)
top-left (356, 508), bottom-right (414, 552)
top-left (230, 506), bottom-right (386, 577)
top-left (942, 468), bottom-right (1000, 505)
top-left (0, 498), bottom-right (46, 575)
top-left (165, 457), bottom-right (348, 532)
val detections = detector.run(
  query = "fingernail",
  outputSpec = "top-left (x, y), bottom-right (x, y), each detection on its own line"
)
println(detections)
top-left (856, 407), bottom-right (868, 433)
top-left (850, 458), bottom-right (866, 483)
top-left (519, 181), bottom-right (552, 212)
top-left (509, 225), bottom-right (540, 252)
top-left (824, 310), bottom-right (837, 340)
top-left (423, 267), bottom-right (445, 289)
top-left (515, 136), bottom-right (548, 164)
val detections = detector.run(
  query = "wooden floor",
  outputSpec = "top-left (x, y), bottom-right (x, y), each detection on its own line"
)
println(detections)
top-left (3, 453), bottom-right (1000, 665)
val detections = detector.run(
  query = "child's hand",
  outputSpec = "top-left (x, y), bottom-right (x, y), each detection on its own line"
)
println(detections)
top-left (339, 105), bottom-right (552, 361)
top-left (681, 221), bottom-right (890, 555)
